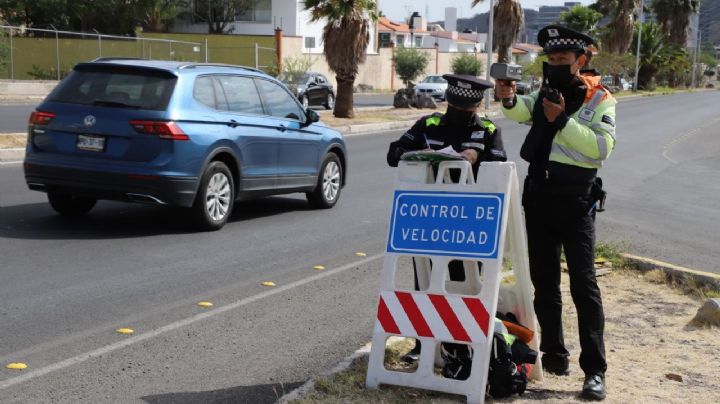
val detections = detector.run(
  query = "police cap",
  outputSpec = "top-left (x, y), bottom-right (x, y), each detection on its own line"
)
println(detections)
top-left (442, 74), bottom-right (493, 109)
top-left (538, 25), bottom-right (595, 54)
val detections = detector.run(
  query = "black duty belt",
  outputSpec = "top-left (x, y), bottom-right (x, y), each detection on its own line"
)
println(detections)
top-left (525, 177), bottom-right (593, 196)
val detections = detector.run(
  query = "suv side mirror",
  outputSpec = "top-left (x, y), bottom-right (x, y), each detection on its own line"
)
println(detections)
top-left (304, 108), bottom-right (320, 126)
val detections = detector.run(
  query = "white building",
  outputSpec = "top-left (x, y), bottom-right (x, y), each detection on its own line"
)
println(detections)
top-left (173, 0), bottom-right (377, 54)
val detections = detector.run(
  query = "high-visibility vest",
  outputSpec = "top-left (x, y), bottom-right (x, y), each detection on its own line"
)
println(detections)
top-left (503, 75), bottom-right (617, 169)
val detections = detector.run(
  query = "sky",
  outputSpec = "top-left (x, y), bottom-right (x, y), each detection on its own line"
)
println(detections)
top-left (380, 0), bottom-right (595, 23)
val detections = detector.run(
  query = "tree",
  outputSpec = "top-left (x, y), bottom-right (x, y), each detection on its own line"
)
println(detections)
top-left (629, 21), bottom-right (689, 89)
top-left (592, 51), bottom-right (634, 78)
top-left (451, 53), bottom-right (483, 76)
top-left (560, 5), bottom-right (603, 35)
top-left (394, 47), bottom-right (430, 87)
top-left (651, 0), bottom-right (699, 46)
top-left (592, 0), bottom-right (638, 54)
top-left (190, 0), bottom-right (253, 34)
top-left (471, 0), bottom-right (524, 63)
top-left (0, 30), bottom-right (8, 73)
top-left (139, 0), bottom-right (179, 33)
top-left (304, 0), bottom-right (379, 118)
top-left (520, 54), bottom-right (547, 81)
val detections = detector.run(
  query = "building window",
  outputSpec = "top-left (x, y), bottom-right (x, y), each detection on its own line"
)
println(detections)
top-left (379, 32), bottom-right (392, 48)
top-left (414, 35), bottom-right (423, 48)
top-left (236, 0), bottom-right (271, 23)
top-left (396, 34), bottom-right (405, 47)
top-left (305, 37), bottom-right (316, 49)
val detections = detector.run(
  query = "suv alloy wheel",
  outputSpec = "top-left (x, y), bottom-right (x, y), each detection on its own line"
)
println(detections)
top-left (307, 153), bottom-right (342, 209)
top-left (192, 161), bottom-right (235, 230)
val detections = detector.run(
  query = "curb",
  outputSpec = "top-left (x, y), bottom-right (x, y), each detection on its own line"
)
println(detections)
top-left (621, 253), bottom-right (720, 290)
top-left (0, 148), bottom-right (24, 163)
top-left (277, 342), bottom-right (372, 403)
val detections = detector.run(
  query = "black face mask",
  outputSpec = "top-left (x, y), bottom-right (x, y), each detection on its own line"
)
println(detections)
top-left (445, 105), bottom-right (476, 126)
top-left (543, 62), bottom-right (575, 89)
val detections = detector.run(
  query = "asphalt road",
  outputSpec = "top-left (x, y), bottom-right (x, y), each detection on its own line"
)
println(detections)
top-left (0, 91), bottom-right (719, 402)
top-left (0, 94), bottom-right (394, 133)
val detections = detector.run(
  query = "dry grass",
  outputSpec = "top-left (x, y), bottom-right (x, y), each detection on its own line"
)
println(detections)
top-left (0, 134), bottom-right (27, 148)
top-left (291, 266), bottom-right (720, 404)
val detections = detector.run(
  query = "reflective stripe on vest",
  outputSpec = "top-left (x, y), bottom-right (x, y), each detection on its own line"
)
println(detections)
top-left (461, 142), bottom-right (485, 150)
top-left (479, 119), bottom-right (496, 133)
top-left (551, 143), bottom-right (603, 167)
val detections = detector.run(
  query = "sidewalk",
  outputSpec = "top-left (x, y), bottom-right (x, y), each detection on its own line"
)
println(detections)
top-left (284, 263), bottom-right (720, 403)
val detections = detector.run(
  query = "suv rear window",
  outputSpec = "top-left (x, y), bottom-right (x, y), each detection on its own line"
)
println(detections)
top-left (48, 64), bottom-right (177, 110)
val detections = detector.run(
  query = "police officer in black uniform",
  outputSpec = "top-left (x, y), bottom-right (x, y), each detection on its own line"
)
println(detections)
top-left (387, 75), bottom-right (507, 379)
top-left (387, 74), bottom-right (507, 170)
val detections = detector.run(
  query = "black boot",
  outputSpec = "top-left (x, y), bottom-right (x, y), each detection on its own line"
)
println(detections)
top-left (401, 340), bottom-right (421, 363)
top-left (581, 373), bottom-right (606, 400)
top-left (542, 354), bottom-right (570, 376)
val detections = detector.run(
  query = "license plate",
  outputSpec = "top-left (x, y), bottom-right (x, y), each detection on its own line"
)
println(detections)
top-left (76, 134), bottom-right (105, 152)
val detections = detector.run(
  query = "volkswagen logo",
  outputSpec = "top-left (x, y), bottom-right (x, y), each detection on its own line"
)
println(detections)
top-left (83, 115), bottom-right (96, 128)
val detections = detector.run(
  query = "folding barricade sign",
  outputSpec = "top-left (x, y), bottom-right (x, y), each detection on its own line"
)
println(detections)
top-left (366, 160), bottom-right (542, 404)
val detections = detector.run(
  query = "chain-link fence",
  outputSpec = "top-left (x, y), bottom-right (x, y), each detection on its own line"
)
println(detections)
top-left (0, 26), bottom-right (279, 80)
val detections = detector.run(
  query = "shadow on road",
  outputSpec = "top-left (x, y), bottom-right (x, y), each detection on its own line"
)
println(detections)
top-left (0, 196), bottom-right (313, 240)
top-left (141, 381), bottom-right (303, 404)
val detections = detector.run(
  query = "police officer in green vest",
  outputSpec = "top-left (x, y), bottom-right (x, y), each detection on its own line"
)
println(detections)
top-left (387, 74), bottom-right (507, 378)
top-left (496, 25), bottom-right (615, 400)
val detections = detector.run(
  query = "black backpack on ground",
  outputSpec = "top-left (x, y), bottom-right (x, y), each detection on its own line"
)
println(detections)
top-left (487, 331), bottom-right (530, 398)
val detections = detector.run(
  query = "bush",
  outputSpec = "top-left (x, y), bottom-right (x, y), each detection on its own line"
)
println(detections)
top-left (393, 47), bottom-right (430, 87)
top-left (0, 31), bottom-right (8, 73)
top-left (282, 54), bottom-right (317, 78)
top-left (451, 53), bottom-right (483, 76)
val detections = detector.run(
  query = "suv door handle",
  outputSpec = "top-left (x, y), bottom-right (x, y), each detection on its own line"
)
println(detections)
top-left (227, 119), bottom-right (239, 128)
top-left (277, 124), bottom-right (287, 132)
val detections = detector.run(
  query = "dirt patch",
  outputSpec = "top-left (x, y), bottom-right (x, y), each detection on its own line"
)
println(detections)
top-left (0, 134), bottom-right (27, 148)
top-left (290, 268), bottom-right (720, 404)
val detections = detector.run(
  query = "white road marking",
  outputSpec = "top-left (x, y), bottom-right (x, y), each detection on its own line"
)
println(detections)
top-left (661, 116), bottom-right (720, 164)
top-left (0, 253), bottom-right (384, 390)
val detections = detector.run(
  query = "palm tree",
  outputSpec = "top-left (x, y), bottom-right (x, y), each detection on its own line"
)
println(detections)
top-left (651, 0), bottom-right (700, 46)
top-left (304, 0), bottom-right (379, 118)
top-left (471, 0), bottom-right (524, 63)
top-left (592, 0), bottom-right (639, 54)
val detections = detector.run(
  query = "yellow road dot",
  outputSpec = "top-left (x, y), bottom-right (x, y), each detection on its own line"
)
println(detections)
top-left (197, 301), bottom-right (214, 308)
top-left (313, 265), bottom-right (325, 270)
top-left (6, 363), bottom-right (27, 370)
top-left (262, 281), bottom-right (276, 287)
top-left (116, 328), bottom-right (134, 335)
top-left (355, 252), bottom-right (367, 257)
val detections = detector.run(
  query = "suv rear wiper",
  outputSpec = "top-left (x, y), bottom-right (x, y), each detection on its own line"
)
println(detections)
top-left (92, 99), bottom-right (143, 109)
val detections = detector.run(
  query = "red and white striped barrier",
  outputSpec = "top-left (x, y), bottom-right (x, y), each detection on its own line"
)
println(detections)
top-left (377, 291), bottom-right (490, 344)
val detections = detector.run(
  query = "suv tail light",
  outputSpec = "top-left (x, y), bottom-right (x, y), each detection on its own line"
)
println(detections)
top-left (129, 120), bottom-right (189, 141)
top-left (29, 111), bottom-right (56, 126)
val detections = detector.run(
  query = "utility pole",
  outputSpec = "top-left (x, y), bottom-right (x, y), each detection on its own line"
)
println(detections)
top-left (485, 0), bottom-right (494, 109)
top-left (633, 0), bottom-right (644, 92)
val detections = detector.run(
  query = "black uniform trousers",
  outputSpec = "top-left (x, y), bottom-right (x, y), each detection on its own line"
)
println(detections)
top-left (523, 187), bottom-right (607, 375)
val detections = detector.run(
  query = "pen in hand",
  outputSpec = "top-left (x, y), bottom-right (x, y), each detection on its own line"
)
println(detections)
top-left (423, 133), bottom-right (432, 150)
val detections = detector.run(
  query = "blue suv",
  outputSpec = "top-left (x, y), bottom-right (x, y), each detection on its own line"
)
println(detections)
top-left (24, 59), bottom-right (347, 230)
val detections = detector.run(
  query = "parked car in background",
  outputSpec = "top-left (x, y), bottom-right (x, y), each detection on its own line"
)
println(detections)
top-left (279, 72), bottom-right (335, 110)
top-left (515, 81), bottom-right (531, 95)
top-left (414, 75), bottom-right (448, 101)
top-left (24, 59), bottom-right (347, 231)
top-left (601, 76), bottom-right (631, 93)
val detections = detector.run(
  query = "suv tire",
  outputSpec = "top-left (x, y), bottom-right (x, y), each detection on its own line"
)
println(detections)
top-left (192, 161), bottom-right (235, 231)
top-left (307, 153), bottom-right (342, 209)
top-left (48, 191), bottom-right (97, 216)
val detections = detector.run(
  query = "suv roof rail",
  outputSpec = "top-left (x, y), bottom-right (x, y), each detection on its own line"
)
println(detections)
top-left (178, 63), bottom-right (264, 73)
top-left (92, 57), bottom-right (146, 62)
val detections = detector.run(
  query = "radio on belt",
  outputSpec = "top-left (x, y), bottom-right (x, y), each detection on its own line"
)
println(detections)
top-left (490, 63), bottom-right (523, 82)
